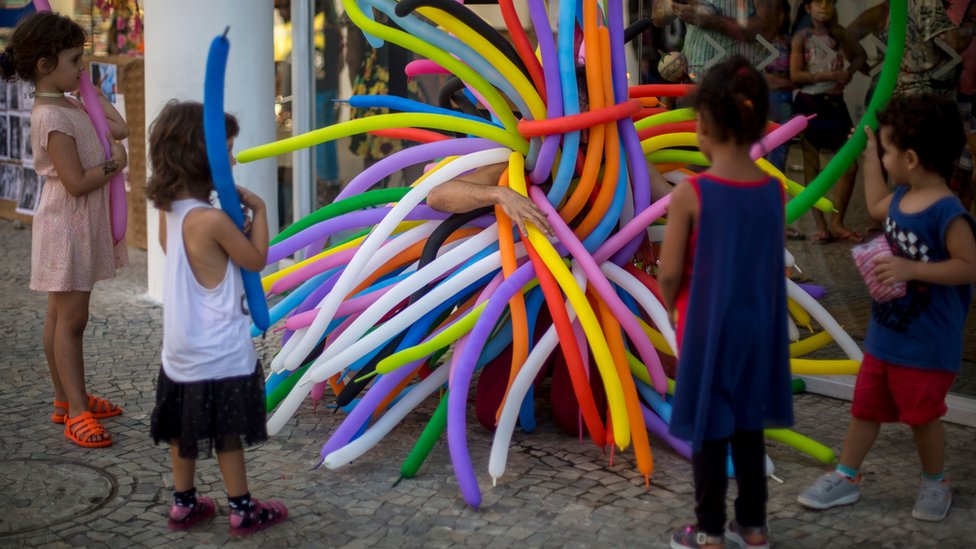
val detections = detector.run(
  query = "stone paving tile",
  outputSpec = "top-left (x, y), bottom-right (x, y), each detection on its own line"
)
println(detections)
top-left (2, 216), bottom-right (976, 548)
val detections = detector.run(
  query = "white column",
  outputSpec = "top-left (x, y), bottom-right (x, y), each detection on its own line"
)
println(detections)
top-left (291, 0), bottom-right (314, 232)
top-left (143, 0), bottom-right (276, 301)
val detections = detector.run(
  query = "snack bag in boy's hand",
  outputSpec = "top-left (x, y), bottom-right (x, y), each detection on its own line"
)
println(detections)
top-left (851, 235), bottom-right (907, 303)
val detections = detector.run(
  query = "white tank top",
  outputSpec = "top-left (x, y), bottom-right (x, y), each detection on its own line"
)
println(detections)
top-left (161, 199), bottom-right (257, 382)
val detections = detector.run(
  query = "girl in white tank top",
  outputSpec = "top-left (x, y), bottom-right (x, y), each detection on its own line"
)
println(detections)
top-left (146, 101), bottom-right (286, 535)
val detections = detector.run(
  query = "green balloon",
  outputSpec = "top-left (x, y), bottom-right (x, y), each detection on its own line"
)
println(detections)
top-left (271, 187), bottom-right (411, 244)
top-left (266, 362), bottom-right (313, 413)
top-left (400, 390), bottom-right (449, 479)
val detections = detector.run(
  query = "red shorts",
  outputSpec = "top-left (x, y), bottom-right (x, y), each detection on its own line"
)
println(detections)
top-left (851, 352), bottom-right (956, 425)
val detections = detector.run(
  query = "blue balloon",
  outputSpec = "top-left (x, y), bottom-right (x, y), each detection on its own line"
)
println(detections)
top-left (203, 31), bottom-right (270, 330)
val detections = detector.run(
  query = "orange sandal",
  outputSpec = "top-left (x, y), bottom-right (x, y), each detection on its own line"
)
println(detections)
top-left (52, 394), bottom-right (123, 424)
top-left (64, 411), bottom-right (112, 448)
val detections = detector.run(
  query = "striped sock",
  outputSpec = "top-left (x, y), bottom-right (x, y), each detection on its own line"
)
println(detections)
top-left (835, 464), bottom-right (859, 480)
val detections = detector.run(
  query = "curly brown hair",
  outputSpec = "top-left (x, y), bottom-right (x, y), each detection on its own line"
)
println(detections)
top-left (0, 12), bottom-right (86, 83)
top-left (146, 101), bottom-right (239, 211)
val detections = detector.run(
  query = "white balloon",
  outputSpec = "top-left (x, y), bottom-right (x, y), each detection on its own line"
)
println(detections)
top-left (786, 278), bottom-right (862, 361)
top-left (279, 148), bottom-right (512, 372)
top-left (323, 363), bottom-right (450, 468)
top-left (599, 262), bottom-right (677, 357)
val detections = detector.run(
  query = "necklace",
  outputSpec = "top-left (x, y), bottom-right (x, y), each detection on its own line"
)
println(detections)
top-left (32, 92), bottom-right (65, 98)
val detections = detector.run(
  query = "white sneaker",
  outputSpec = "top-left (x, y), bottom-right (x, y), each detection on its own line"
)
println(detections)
top-left (797, 472), bottom-right (860, 510)
top-left (912, 478), bottom-right (951, 522)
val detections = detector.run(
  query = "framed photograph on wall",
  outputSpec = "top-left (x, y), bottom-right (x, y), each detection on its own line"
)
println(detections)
top-left (0, 163), bottom-right (19, 201)
top-left (91, 62), bottom-right (117, 104)
top-left (16, 169), bottom-right (43, 215)
top-left (0, 116), bottom-right (8, 160)
top-left (8, 115), bottom-right (20, 161)
top-left (20, 115), bottom-right (32, 167)
top-left (7, 81), bottom-right (19, 111)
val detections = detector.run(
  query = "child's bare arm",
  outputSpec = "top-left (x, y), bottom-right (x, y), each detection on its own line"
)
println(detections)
top-left (646, 159), bottom-right (673, 202)
top-left (158, 209), bottom-right (167, 253)
top-left (211, 187), bottom-right (269, 272)
top-left (98, 92), bottom-right (129, 140)
top-left (47, 130), bottom-right (126, 197)
top-left (657, 181), bottom-right (695, 316)
top-left (873, 217), bottom-right (976, 286)
top-left (861, 126), bottom-right (892, 221)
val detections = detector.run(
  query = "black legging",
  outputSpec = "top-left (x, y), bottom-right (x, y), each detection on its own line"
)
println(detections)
top-left (692, 430), bottom-right (767, 536)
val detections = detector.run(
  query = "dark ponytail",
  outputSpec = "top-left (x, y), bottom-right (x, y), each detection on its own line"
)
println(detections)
top-left (691, 55), bottom-right (769, 146)
top-left (0, 46), bottom-right (16, 81)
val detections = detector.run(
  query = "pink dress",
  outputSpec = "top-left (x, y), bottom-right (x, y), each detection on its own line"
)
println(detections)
top-left (29, 98), bottom-right (127, 292)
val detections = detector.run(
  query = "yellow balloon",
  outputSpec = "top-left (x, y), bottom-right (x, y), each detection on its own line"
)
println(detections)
top-left (508, 152), bottom-right (631, 449)
top-left (791, 359), bottom-right (861, 375)
top-left (765, 428), bottom-right (836, 463)
top-left (756, 157), bottom-right (833, 213)
top-left (634, 107), bottom-right (696, 131)
top-left (787, 296), bottom-right (813, 331)
top-left (238, 113), bottom-right (526, 164)
top-left (789, 330), bottom-right (835, 358)
top-left (641, 132), bottom-right (698, 155)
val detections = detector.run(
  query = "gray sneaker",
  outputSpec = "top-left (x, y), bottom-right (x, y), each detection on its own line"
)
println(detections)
top-left (797, 472), bottom-right (860, 510)
top-left (912, 478), bottom-right (951, 521)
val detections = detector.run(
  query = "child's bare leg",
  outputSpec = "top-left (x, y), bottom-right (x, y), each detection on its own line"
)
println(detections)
top-left (44, 294), bottom-right (64, 410)
top-left (802, 140), bottom-right (830, 242)
top-left (911, 420), bottom-right (945, 476)
top-left (839, 417), bottom-right (880, 470)
top-left (51, 291), bottom-right (92, 420)
top-left (217, 447), bottom-right (249, 497)
top-left (170, 442), bottom-right (196, 492)
top-left (829, 163), bottom-right (859, 240)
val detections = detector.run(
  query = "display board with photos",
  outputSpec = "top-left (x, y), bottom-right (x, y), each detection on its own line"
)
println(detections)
top-left (0, 79), bottom-right (43, 218)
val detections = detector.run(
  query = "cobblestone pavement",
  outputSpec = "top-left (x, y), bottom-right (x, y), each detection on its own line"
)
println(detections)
top-left (2, 217), bottom-right (976, 549)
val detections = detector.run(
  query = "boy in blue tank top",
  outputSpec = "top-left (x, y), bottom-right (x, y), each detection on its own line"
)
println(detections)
top-left (797, 94), bottom-right (976, 522)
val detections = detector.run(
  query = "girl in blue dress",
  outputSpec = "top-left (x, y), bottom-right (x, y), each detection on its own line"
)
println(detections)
top-left (659, 55), bottom-right (794, 549)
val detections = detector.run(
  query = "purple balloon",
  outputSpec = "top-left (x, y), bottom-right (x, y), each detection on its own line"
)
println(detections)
top-left (798, 282), bottom-right (827, 300)
top-left (336, 138), bottom-right (499, 200)
top-left (527, 0), bottom-right (563, 185)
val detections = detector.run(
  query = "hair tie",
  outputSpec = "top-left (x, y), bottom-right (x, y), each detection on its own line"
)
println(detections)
top-left (741, 98), bottom-right (753, 109)
top-left (736, 66), bottom-right (750, 76)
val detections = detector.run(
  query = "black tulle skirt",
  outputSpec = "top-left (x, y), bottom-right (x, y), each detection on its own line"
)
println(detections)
top-left (150, 361), bottom-right (268, 459)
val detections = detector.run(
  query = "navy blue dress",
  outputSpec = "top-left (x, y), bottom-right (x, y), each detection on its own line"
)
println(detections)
top-left (668, 174), bottom-right (794, 451)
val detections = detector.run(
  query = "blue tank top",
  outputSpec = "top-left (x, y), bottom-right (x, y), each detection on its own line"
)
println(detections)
top-left (668, 174), bottom-right (794, 450)
top-left (865, 186), bottom-right (976, 372)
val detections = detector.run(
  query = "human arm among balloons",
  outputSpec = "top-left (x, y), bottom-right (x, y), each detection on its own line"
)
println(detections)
top-left (425, 161), bottom-right (554, 237)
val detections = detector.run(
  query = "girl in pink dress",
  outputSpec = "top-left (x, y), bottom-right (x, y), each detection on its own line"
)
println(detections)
top-left (1, 12), bottom-right (129, 448)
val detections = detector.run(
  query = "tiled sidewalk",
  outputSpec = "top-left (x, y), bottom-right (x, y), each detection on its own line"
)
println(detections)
top-left (1, 218), bottom-right (975, 548)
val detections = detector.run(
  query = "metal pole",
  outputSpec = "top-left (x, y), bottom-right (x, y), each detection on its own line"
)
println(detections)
top-left (291, 0), bottom-right (314, 236)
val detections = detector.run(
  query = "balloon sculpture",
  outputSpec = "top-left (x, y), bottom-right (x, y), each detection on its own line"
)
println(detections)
top-left (221, 0), bottom-right (906, 508)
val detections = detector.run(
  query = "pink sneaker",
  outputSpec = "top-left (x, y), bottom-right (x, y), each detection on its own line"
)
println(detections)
top-left (229, 499), bottom-right (288, 536)
top-left (167, 495), bottom-right (216, 531)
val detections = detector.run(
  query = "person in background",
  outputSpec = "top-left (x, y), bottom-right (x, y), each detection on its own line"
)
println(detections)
top-left (790, 0), bottom-right (866, 244)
